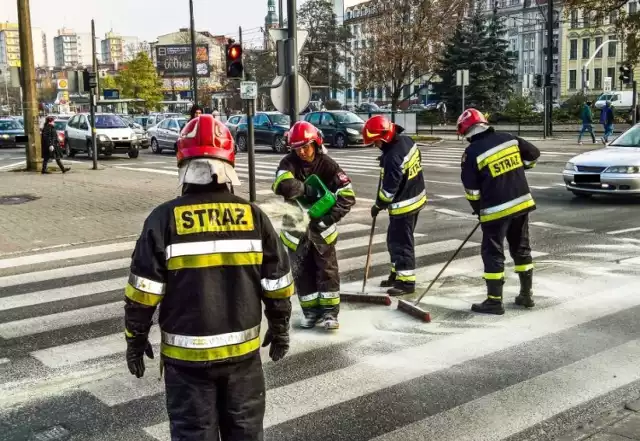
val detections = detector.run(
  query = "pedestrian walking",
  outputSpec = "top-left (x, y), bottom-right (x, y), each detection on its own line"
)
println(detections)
top-left (600, 101), bottom-right (615, 144)
top-left (124, 114), bottom-right (293, 441)
top-left (189, 104), bottom-right (203, 120)
top-left (437, 101), bottom-right (447, 125)
top-left (272, 121), bottom-right (355, 330)
top-left (457, 108), bottom-right (540, 316)
top-left (363, 115), bottom-right (427, 296)
top-left (578, 101), bottom-right (596, 144)
top-left (41, 116), bottom-right (69, 174)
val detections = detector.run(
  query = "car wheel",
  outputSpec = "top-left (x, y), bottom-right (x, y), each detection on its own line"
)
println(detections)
top-left (128, 148), bottom-right (139, 159)
top-left (571, 191), bottom-right (592, 199)
top-left (273, 135), bottom-right (286, 153)
top-left (65, 141), bottom-right (75, 158)
top-left (334, 133), bottom-right (347, 149)
top-left (151, 138), bottom-right (161, 154)
top-left (237, 134), bottom-right (248, 152)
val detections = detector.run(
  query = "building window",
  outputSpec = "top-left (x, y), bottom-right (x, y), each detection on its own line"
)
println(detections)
top-left (582, 38), bottom-right (590, 58)
top-left (607, 67), bottom-right (616, 89)
top-left (583, 10), bottom-right (591, 27)
top-left (594, 68), bottom-right (602, 89)
top-left (595, 37), bottom-right (603, 57)
top-left (608, 36), bottom-right (617, 57)
top-left (570, 10), bottom-right (579, 28)
top-left (595, 14), bottom-right (604, 26)
top-left (610, 10), bottom-right (618, 24)
top-left (569, 70), bottom-right (577, 89)
top-left (570, 39), bottom-right (578, 59)
top-left (630, 2), bottom-right (637, 14)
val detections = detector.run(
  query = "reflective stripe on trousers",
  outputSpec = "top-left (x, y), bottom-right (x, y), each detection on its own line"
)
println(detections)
top-left (389, 190), bottom-right (427, 216)
top-left (479, 193), bottom-right (534, 223)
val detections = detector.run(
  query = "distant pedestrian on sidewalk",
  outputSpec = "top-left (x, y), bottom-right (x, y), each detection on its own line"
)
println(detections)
top-left (578, 101), bottom-right (596, 145)
top-left (189, 104), bottom-right (203, 121)
top-left (600, 101), bottom-right (615, 144)
top-left (41, 116), bottom-right (69, 174)
top-left (437, 101), bottom-right (447, 126)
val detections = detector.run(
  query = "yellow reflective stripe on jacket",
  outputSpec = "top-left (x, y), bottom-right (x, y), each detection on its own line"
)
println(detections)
top-left (129, 273), bottom-right (166, 295)
top-left (161, 325), bottom-right (261, 362)
top-left (484, 272), bottom-right (505, 280)
top-left (388, 190), bottom-right (427, 216)
top-left (524, 160), bottom-right (536, 169)
top-left (401, 145), bottom-right (420, 171)
top-left (336, 183), bottom-right (355, 198)
top-left (465, 188), bottom-right (481, 201)
top-left (280, 231), bottom-right (300, 251)
top-left (378, 188), bottom-right (395, 203)
top-left (319, 291), bottom-right (340, 306)
top-left (125, 283), bottom-right (164, 306)
top-left (261, 272), bottom-right (295, 299)
top-left (272, 170), bottom-right (294, 193)
top-left (514, 263), bottom-right (534, 272)
top-left (479, 193), bottom-right (535, 223)
top-left (166, 239), bottom-right (263, 270)
top-left (476, 141), bottom-right (519, 170)
top-left (299, 292), bottom-right (320, 308)
top-left (320, 224), bottom-right (338, 244)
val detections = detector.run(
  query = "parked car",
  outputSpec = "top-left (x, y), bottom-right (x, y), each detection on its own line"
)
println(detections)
top-left (52, 117), bottom-right (70, 148)
top-left (304, 111), bottom-right (366, 148)
top-left (562, 123), bottom-right (640, 197)
top-left (235, 112), bottom-right (290, 153)
top-left (0, 117), bottom-right (25, 148)
top-left (146, 113), bottom-right (181, 129)
top-left (64, 113), bottom-right (141, 158)
top-left (147, 117), bottom-right (188, 154)
top-left (225, 114), bottom-right (244, 139)
top-left (119, 114), bottom-right (150, 149)
top-left (133, 116), bottom-right (150, 130)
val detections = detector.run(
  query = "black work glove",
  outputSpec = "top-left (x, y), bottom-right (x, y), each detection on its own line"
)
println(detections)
top-left (309, 215), bottom-right (333, 232)
top-left (262, 329), bottom-right (289, 362)
top-left (126, 339), bottom-right (154, 378)
top-left (303, 184), bottom-right (320, 203)
top-left (371, 204), bottom-right (381, 218)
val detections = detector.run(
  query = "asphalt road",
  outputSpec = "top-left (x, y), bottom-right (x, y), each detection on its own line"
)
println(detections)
top-left (1, 140), bottom-right (640, 441)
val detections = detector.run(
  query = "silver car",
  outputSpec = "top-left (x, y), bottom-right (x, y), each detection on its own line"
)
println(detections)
top-left (563, 124), bottom-right (640, 197)
top-left (148, 117), bottom-right (188, 154)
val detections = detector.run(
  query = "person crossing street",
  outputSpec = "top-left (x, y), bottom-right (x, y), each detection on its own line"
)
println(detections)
top-left (363, 115), bottom-right (427, 296)
top-left (272, 121), bottom-right (356, 330)
top-left (458, 108), bottom-right (541, 315)
top-left (124, 115), bottom-right (293, 441)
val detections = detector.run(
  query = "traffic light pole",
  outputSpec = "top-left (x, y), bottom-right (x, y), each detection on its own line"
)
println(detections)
top-left (239, 26), bottom-right (256, 202)
top-left (545, 0), bottom-right (554, 137)
top-left (286, 0), bottom-right (299, 125)
top-left (91, 19), bottom-right (98, 170)
top-left (633, 80), bottom-right (637, 125)
top-left (189, 0), bottom-right (198, 106)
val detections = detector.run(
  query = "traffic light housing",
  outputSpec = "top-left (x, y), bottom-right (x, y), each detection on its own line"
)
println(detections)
top-left (534, 74), bottom-right (543, 88)
top-left (83, 69), bottom-right (90, 92)
top-left (619, 64), bottom-right (632, 85)
top-left (225, 42), bottom-right (243, 79)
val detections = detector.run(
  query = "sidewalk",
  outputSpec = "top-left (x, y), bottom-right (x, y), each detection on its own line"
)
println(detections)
top-left (0, 165), bottom-right (250, 255)
top-left (555, 399), bottom-right (640, 441)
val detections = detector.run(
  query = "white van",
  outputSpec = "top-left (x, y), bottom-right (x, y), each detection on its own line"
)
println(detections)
top-left (595, 91), bottom-right (639, 111)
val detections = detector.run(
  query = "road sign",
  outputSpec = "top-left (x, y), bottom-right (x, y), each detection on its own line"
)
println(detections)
top-left (604, 77), bottom-right (612, 92)
top-left (270, 74), bottom-right (311, 114)
top-left (240, 81), bottom-right (258, 100)
top-left (456, 69), bottom-right (469, 87)
top-left (268, 29), bottom-right (308, 55)
top-left (522, 88), bottom-right (530, 97)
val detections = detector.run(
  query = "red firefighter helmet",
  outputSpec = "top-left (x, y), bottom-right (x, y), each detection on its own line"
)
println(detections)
top-left (176, 114), bottom-right (235, 166)
top-left (288, 120), bottom-right (323, 149)
top-left (456, 108), bottom-right (488, 136)
top-left (363, 115), bottom-right (396, 144)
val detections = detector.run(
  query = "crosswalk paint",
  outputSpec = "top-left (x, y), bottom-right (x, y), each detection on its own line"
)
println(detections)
top-left (114, 166), bottom-right (178, 176)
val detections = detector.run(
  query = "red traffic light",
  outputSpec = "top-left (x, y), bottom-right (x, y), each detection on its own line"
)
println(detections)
top-left (228, 44), bottom-right (242, 60)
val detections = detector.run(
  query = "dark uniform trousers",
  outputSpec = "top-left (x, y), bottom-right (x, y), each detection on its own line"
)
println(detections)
top-left (164, 353), bottom-right (266, 441)
top-left (480, 212), bottom-right (532, 279)
top-left (388, 212), bottom-right (420, 285)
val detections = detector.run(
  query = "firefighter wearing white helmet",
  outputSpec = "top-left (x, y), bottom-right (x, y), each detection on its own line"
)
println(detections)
top-left (458, 108), bottom-right (541, 315)
top-left (124, 114), bottom-right (292, 440)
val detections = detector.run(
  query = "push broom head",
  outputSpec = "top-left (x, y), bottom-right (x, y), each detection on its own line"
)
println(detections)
top-left (340, 291), bottom-right (392, 306)
top-left (397, 299), bottom-right (431, 322)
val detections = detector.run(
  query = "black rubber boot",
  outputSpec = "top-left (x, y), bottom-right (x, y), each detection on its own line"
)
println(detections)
top-left (387, 281), bottom-right (415, 296)
top-left (41, 160), bottom-right (50, 174)
top-left (471, 279), bottom-right (505, 315)
top-left (514, 270), bottom-right (535, 308)
top-left (380, 272), bottom-right (396, 288)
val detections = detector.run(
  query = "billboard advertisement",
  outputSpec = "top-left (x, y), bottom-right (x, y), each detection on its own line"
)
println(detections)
top-left (156, 44), bottom-right (210, 78)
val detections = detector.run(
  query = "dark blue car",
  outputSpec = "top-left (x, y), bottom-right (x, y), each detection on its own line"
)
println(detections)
top-left (0, 118), bottom-right (26, 148)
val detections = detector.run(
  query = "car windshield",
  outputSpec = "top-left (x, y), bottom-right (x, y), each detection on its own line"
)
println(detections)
top-left (53, 121), bottom-right (67, 131)
top-left (608, 125), bottom-right (640, 147)
top-left (268, 114), bottom-right (290, 125)
top-left (598, 94), bottom-right (614, 101)
top-left (333, 112), bottom-right (363, 124)
top-left (0, 120), bottom-right (21, 130)
top-left (90, 115), bottom-right (128, 129)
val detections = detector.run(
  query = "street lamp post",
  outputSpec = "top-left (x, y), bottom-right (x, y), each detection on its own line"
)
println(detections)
top-left (582, 39), bottom-right (618, 95)
top-left (188, 0), bottom-right (198, 107)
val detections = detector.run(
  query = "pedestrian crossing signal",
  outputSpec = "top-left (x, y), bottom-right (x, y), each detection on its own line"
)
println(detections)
top-left (619, 64), bottom-right (632, 85)
top-left (226, 43), bottom-right (244, 80)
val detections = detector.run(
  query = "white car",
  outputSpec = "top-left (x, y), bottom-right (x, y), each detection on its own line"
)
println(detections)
top-left (64, 113), bottom-right (141, 158)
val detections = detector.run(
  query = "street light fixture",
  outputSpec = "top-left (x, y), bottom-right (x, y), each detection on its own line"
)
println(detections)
top-left (581, 39), bottom-right (617, 95)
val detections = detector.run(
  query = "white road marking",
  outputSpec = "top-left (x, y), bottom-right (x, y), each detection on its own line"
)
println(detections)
top-left (337, 233), bottom-right (424, 252)
top-left (372, 340), bottom-right (640, 441)
top-left (434, 208), bottom-right (476, 219)
top-left (526, 171), bottom-right (562, 176)
top-left (0, 358), bottom-right (9, 365)
top-left (529, 186), bottom-right (552, 190)
top-left (0, 241), bottom-right (135, 270)
top-left (257, 189), bottom-right (273, 195)
top-left (606, 226), bottom-right (640, 235)
top-left (426, 180), bottom-right (459, 186)
top-left (619, 256), bottom-right (640, 265)
top-left (530, 222), bottom-right (593, 233)
top-left (0, 161), bottom-right (24, 171)
top-left (433, 194), bottom-right (464, 199)
top-left (114, 166), bottom-right (177, 176)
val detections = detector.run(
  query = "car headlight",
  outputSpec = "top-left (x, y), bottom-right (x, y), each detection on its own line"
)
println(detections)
top-left (603, 166), bottom-right (640, 174)
top-left (98, 134), bottom-right (109, 142)
top-left (130, 133), bottom-right (138, 140)
top-left (564, 162), bottom-right (575, 171)
top-left (346, 128), bottom-right (359, 135)
top-left (1, 134), bottom-right (9, 139)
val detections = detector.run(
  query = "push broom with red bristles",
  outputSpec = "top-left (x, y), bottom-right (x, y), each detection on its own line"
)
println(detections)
top-left (397, 222), bottom-right (481, 322)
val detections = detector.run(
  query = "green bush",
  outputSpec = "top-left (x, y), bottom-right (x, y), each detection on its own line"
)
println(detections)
top-left (325, 100), bottom-right (342, 110)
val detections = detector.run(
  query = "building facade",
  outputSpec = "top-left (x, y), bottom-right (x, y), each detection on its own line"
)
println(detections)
top-left (54, 28), bottom-right (79, 67)
top-left (101, 31), bottom-right (125, 64)
top-left (0, 23), bottom-right (47, 71)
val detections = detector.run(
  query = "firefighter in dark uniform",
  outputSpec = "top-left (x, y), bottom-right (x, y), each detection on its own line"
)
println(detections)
top-left (124, 115), bottom-right (293, 441)
top-left (363, 115), bottom-right (427, 296)
top-left (272, 121), bottom-right (355, 330)
top-left (458, 108), bottom-right (541, 315)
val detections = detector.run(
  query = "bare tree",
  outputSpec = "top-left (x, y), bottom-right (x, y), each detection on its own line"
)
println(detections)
top-left (355, 0), bottom-right (469, 111)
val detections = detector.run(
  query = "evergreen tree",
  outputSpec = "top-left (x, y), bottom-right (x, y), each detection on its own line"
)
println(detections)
top-left (485, 9), bottom-right (517, 110)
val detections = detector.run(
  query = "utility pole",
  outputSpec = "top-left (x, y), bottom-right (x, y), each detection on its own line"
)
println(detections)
top-left (240, 26), bottom-right (257, 202)
top-left (545, 0), bottom-right (554, 137)
top-left (286, 0), bottom-right (299, 125)
top-left (16, 0), bottom-right (42, 171)
top-left (279, 0), bottom-right (284, 27)
top-left (90, 19), bottom-right (98, 170)
top-left (189, 0), bottom-right (198, 106)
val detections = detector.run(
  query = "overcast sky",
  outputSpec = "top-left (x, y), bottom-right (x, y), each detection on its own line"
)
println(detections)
top-left (0, 0), bottom-right (365, 49)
